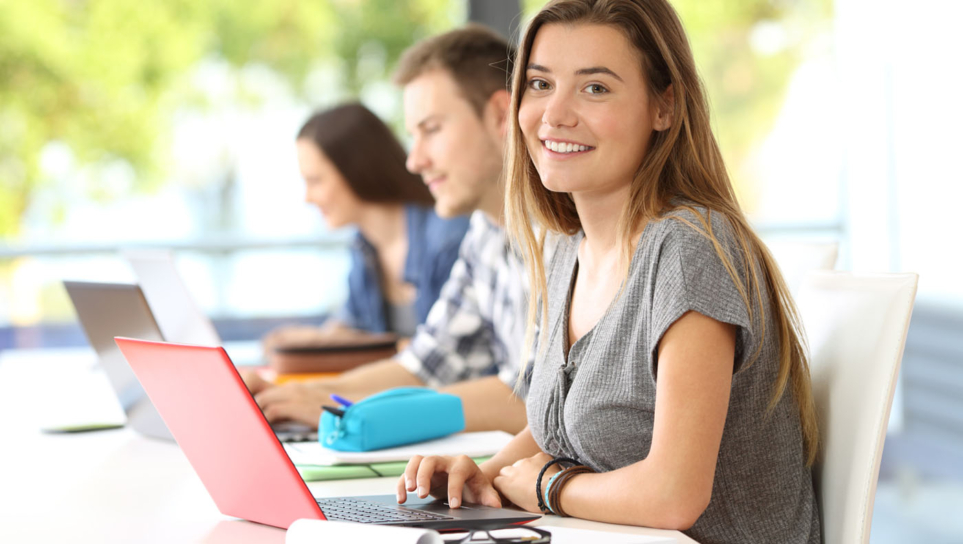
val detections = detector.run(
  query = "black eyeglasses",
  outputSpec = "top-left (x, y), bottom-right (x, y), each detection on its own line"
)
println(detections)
top-left (442, 526), bottom-right (552, 544)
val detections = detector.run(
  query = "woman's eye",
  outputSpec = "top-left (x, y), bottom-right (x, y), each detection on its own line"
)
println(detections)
top-left (585, 83), bottom-right (608, 94)
top-left (529, 79), bottom-right (550, 91)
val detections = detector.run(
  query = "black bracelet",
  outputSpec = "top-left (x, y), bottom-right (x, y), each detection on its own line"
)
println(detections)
top-left (535, 457), bottom-right (579, 514)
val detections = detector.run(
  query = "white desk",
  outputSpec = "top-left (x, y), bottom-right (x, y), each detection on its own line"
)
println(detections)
top-left (0, 348), bottom-right (694, 543)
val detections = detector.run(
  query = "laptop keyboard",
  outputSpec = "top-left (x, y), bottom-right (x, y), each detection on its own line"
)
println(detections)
top-left (316, 497), bottom-right (454, 524)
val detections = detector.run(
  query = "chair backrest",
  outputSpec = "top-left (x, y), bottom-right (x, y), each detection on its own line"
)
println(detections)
top-left (796, 271), bottom-right (918, 544)
top-left (766, 240), bottom-right (839, 296)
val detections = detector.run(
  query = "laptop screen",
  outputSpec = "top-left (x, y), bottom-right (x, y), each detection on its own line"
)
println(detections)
top-left (123, 250), bottom-right (222, 347)
top-left (64, 281), bottom-right (163, 411)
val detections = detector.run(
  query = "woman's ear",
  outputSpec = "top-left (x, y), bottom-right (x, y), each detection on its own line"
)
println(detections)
top-left (654, 85), bottom-right (674, 131)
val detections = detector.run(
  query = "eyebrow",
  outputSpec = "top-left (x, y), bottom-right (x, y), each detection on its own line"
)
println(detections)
top-left (527, 63), bottom-right (624, 83)
top-left (415, 115), bottom-right (442, 131)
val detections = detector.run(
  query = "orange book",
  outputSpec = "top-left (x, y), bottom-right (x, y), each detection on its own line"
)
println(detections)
top-left (273, 371), bottom-right (341, 385)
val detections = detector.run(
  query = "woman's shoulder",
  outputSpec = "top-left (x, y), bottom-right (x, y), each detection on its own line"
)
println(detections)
top-left (631, 203), bottom-right (751, 294)
top-left (634, 204), bottom-right (760, 350)
top-left (643, 204), bottom-right (741, 260)
top-left (651, 204), bottom-right (737, 239)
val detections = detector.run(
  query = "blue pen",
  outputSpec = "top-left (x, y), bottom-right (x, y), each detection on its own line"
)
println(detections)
top-left (330, 394), bottom-right (354, 407)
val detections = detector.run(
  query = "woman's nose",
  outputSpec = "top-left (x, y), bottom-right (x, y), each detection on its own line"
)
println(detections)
top-left (542, 92), bottom-right (578, 128)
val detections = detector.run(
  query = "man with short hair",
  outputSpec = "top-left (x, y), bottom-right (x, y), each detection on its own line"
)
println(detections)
top-left (249, 25), bottom-right (535, 434)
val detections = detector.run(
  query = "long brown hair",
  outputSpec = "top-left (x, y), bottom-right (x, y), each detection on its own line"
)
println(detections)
top-left (298, 103), bottom-right (433, 206)
top-left (505, 0), bottom-right (819, 465)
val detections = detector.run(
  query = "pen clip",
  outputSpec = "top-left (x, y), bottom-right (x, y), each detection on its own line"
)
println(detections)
top-left (322, 405), bottom-right (346, 418)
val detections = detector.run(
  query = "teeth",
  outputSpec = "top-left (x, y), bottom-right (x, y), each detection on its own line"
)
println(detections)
top-left (544, 140), bottom-right (589, 154)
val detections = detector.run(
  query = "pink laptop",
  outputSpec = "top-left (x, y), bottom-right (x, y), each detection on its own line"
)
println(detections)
top-left (114, 337), bottom-right (539, 530)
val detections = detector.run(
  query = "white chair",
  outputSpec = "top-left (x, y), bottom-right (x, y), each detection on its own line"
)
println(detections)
top-left (796, 271), bottom-right (918, 544)
top-left (766, 240), bottom-right (839, 296)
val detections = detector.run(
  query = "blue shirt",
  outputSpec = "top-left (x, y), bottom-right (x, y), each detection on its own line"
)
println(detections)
top-left (336, 204), bottom-right (470, 334)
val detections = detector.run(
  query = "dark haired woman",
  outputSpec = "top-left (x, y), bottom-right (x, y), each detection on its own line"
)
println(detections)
top-left (267, 103), bottom-right (470, 347)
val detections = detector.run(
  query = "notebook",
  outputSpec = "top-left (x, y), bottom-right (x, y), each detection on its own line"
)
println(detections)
top-left (284, 431), bottom-right (513, 466)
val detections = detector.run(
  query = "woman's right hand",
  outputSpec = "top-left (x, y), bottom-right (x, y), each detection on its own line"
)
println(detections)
top-left (396, 455), bottom-right (502, 509)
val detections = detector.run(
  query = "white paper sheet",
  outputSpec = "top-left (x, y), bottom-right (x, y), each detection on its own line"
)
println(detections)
top-left (283, 431), bottom-right (514, 466)
top-left (286, 519), bottom-right (442, 544)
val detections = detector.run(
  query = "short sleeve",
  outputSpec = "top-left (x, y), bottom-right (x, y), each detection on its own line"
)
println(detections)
top-left (648, 212), bottom-right (756, 375)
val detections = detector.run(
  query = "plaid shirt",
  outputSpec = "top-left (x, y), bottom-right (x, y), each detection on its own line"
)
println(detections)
top-left (397, 211), bottom-right (548, 395)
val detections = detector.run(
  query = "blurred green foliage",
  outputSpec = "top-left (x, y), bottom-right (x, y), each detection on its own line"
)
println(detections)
top-left (0, 0), bottom-right (452, 237)
top-left (0, 0), bottom-right (830, 237)
top-left (673, 0), bottom-right (832, 208)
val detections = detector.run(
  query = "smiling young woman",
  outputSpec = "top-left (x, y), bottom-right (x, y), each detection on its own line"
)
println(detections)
top-left (398, 1), bottom-right (821, 543)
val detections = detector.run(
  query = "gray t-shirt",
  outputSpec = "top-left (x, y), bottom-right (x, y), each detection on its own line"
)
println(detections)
top-left (526, 207), bottom-right (820, 544)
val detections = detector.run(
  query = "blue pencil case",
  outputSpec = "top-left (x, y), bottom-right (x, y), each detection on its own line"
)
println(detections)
top-left (320, 387), bottom-right (465, 452)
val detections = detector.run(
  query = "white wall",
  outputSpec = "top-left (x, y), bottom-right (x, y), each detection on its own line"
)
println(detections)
top-left (837, 0), bottom-right (963, 307)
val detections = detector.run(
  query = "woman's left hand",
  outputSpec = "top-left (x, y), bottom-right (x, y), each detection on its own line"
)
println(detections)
top-left (492, 452), bottom-right (557, 513)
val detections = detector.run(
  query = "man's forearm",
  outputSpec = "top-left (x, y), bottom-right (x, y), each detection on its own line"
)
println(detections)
top-left (441, 376), bottom-right (527, 434)
top-left (324, 363), bottom-right (527, 435)
top-left (326, 359), bottom-right (425, 398)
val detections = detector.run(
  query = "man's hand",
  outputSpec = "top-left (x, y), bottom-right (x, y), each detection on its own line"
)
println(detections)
top-left (253, 380), bottom-right (353, 428)
top-left (241, 360), bottom-right (421, 429)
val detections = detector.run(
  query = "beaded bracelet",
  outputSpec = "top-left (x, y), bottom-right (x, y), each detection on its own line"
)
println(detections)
top-left (548, 465), bottom-right (595, 518)
top-left (535, 457), bottom-right (579, 514)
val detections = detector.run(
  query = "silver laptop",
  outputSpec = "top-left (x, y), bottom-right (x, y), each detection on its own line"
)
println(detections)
top-left (121, 250), bottom-right (223, 346)
top-left (63, 281), bottom-right (173, 440)
top-left (63, 281), bottom-right (315, 443)
top-left (122, 249), bottom-right (263, 366)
